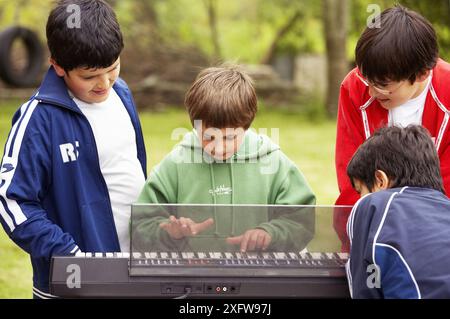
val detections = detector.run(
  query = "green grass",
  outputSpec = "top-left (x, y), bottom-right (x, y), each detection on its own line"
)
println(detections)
top-left (0, 100), bottom-right (340, 298)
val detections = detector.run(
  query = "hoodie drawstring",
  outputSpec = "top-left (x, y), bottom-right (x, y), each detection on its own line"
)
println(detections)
top-left (230, 161), bottom-right (236, 236)
top-left (209, 164), bottom-right (220, 236)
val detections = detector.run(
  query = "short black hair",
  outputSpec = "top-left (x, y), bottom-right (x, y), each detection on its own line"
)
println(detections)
top-left (347, 125), bottom-right (444, 193)
top-left (355, 5), bottom-right (438, 85)
top-left (46, 0), bottom-right (124, 71)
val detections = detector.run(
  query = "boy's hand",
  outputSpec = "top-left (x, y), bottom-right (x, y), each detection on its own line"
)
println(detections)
top-left (226, 229), bottom-right (271, 252)
top-left (160, 216), bottom-right (214, 240)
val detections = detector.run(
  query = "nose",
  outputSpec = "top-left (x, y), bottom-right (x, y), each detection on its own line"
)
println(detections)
top-left (368, 86), bottom-right (386, 99)
top-left (368, 86), bottom-right (378, 98)
top-left (213, 139), bottom-right (225, 156)
top-left (96, 74), bottom-right (110, 90)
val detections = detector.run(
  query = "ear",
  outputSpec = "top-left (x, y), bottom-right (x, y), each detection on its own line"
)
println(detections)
top-left (49, 58), bottom-right (66, 77)
top-left (416, 69), bottom-right (431, 83)
top-left (373, 170), bottom-right (390, 191)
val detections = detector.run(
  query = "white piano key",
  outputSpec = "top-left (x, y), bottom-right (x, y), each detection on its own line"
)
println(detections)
top-left (299, 252), bottom-right (308, 259)
top-left (95, 252), bottom-right (103, 258)
top-left (105, 253), bottom-right (114, 258)
top-left (132, 252), bottom-right (142, 259)
top-left (338, 253), bottom-right (349, 259)
top-left (209, 252), bottom-right (222, 259)
top-left (197, 252), bottom-right (207, 259)
top-left (122, 252), bottom-right (130, 259)
top-left (246, 252), bottom-right (258, 259)
top-left (273, 252), bottom-right (287, 259)
top-left (160, 252), bottom-right (169, 259)
top-left (326, 253), bottom-right (334, 259)
top-left (142, 252), bottom-right (155, 259)
top-left (187, 252), bottom-right (195, 259)
top-left (224, 252), bottom-right (234, 259)
top-left (75, 251), bottom-right (85, 257)
top-left (262, 252), bottom-right (272, 259)
top-left (171, 252), bottom-right (179, 259)
top-left (181, 252), bottom-right (189, 259)
top-left (85, 252), bottom-right (92, 258)
top-left (310, 252), bottom-right (323, 260)
top-left (235, 252), bottom-right (243, 259)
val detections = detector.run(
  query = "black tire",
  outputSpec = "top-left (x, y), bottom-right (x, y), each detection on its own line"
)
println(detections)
top-left (0, 26), bottom-right (44, 88)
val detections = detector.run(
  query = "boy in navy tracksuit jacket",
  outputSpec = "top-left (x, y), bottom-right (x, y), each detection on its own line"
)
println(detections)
top-left (0, 0), bottom-right (146, 298)
top-left (346, 125), bottom-right (450, 298)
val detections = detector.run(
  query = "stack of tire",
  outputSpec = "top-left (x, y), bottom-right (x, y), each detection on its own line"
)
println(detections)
top-left (0, 26), bottom-right (44, 87)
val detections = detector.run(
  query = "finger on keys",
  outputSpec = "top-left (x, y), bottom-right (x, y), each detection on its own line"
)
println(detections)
top-left (226, 235), bottom-right (243, 246)
top-left (240, 231), bottom-right (252, 252)
top-left (262, 233), bottom-right (272, 250)
top-left (246, 231), bottom-right (259, 251)
top-left (255, 232), bottom-right (265, 250)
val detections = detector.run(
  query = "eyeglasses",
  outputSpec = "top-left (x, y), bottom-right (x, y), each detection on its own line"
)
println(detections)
top-left (356, 71), bottom-right (405, 95)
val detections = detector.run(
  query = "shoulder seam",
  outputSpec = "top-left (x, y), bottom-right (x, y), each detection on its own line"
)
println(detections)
top-left (374, 243), bottom-right (421, 299)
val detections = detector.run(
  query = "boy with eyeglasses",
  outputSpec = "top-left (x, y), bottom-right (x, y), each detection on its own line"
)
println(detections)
top-left (334, 5), bottom-right (450, 252)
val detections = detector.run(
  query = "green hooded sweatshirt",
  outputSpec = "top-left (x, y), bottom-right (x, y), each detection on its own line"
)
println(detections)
top-left (132, 129), bottom-right (316, 252)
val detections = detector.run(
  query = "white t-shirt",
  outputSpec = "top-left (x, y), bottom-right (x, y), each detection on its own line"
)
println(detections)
top-left (72, 89), bottom-right (145, 252)
top-left (388, 76), bottom-right (432, 127)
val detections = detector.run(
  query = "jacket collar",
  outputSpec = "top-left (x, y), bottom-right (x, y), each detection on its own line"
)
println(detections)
top-left (36, 66), bottom-right (82, 113)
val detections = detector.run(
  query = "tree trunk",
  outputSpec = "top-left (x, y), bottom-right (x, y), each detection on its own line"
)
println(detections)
top-left (130, 0), bottom-right (161, 46)
top-left (205, 0), bottom-right (221, 61)
top-left (323, 0), bottom-right (349, 118)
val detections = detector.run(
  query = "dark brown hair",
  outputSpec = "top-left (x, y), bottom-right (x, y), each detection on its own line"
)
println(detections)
top-left (185, 64), bottom-right (257, 129)
top-left (355, 5), bottom-right (438, 85)
top-left (46, 0), bottom-right (123, 71)
top-left (347, 125), bottom-right (444, 193)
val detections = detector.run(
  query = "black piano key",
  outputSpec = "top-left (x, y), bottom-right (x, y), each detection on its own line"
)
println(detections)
top-left (288, 252), bottom-right (298, 260)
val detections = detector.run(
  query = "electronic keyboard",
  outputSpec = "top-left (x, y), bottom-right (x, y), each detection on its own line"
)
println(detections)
top-left (50, 251), bottom-right (350, 298)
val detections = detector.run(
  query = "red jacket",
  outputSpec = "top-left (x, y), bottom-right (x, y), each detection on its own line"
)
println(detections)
top-left (335, 58), bottom-right (450, 252)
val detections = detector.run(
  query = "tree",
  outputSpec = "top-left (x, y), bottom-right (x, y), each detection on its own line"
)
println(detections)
top-left (323, 0), bottom-right (349, 118)
top-left (260, 10), bottom-right (303, 64)
top-left (204, 0), bottom-right (221, 61)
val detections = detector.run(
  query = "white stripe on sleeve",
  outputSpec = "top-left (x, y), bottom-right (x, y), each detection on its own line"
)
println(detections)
top-left (0, 99), bottom-right (39, 231)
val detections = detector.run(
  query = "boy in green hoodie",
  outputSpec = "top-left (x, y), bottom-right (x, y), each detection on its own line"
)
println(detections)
top-left (133, 65), bottom-right (316, 253)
